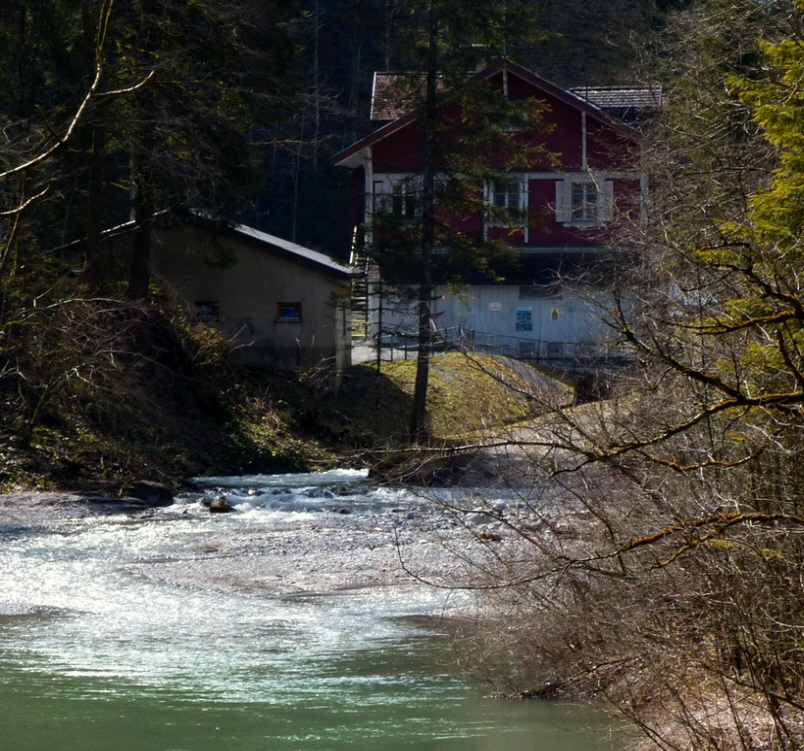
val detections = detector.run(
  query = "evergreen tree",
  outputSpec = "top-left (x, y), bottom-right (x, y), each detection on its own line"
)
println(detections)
top-left (0, 0), bottom-right (297, 295)
top-left (0, 0), bottom-right (297, 445)
top-left (96, 0), bottom-right (297, 296)
top-left (618, 0), bottom-right (803, 432)
top-left (366, 0), bottom-right (546, 440)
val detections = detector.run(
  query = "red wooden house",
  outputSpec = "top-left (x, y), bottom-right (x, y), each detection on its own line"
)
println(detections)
top-left (334, 61), bottom-right (658, 363)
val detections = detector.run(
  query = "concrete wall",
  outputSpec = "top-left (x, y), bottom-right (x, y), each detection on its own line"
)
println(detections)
top-left (368, 282), bottom-right (616, 361)
top-left (147, 227), bottom-right (351, 373)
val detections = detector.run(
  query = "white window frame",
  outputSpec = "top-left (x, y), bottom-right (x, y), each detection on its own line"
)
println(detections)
top-left (555, 174), bottom-right (614, 227)
top-left (373, 175), bottom-right (421, 220)
top-left (485, 176), bottom-right (528, 235)
top-left (391, 178), bottom-right (418, 219)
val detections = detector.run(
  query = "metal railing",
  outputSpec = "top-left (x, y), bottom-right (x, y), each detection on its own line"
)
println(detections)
top-left (368, 324), bottom-right (626, 369)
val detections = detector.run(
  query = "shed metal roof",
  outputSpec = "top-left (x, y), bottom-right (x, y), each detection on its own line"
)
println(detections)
top-left (58, 213), bottom-right (356, 279)
top-left (230, 223), bottom-right (356, 277)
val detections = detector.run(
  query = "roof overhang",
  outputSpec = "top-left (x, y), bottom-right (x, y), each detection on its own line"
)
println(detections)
top-left (332, 115), bottom-right (415, 169)
top-left (228, 222), bottom-right (357, 278)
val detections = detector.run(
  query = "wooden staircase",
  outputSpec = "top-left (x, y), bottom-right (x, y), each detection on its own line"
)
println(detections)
top-left (349, 226), bottom-right (369, 340)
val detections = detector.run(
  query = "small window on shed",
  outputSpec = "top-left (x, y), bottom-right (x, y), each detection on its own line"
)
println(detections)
top-left (276, 302), bottom-right (302, 322)
top-left (195, 301), bottom-right (219, 322)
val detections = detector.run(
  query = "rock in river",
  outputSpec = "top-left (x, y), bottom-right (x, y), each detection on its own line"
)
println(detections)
top-left (209, 496), bottom-right (235, 514)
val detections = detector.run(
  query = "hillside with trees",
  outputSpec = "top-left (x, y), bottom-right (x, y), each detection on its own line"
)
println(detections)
top-left (2, 2), bottom-right (804, 748)
top-left (259, 0), bottom-right (690, 254)
top-left (0, 0), bottom-right (674, 484)
top-left (0, 0), bottom-right (302, 485)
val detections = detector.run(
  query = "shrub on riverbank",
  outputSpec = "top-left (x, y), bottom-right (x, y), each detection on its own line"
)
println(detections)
top-left (0, 289), bottom-right (332, 491)
top-left (0, 284), bottom-right (564, 491)
top-left (441, 373), bottom-right (804, 750)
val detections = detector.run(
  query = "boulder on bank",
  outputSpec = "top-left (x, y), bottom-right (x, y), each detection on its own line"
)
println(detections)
top-left (122, 481), bottom-right (174, 507)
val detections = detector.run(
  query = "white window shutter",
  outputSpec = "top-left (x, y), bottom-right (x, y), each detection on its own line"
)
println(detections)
top-left (555, 180), bottom-right (570, 223)
top-left (600, 179), bottom-right (615, 222)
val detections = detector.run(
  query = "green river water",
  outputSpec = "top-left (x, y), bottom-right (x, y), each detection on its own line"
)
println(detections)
top-left (0, 474), bottom-right (629, 751)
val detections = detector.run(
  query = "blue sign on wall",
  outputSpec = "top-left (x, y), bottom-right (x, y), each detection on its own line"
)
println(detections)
top-left (515, 306), bottom-right (533, 332)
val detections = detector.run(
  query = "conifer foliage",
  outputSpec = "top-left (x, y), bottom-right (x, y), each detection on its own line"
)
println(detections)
top-left (0, 0), bottom-right (296, 452)
top-left (367, 0), bottom-right (546, 439)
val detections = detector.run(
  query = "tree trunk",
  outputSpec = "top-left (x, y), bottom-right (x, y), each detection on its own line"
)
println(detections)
top-left (82, 1), bottom-right (109, 290)
top-left (409, 0), bottom-right (439, 442)
top-left (128, 170), bottom-right (154, 300)
top-left (85, 124), bottom-right (108, 290)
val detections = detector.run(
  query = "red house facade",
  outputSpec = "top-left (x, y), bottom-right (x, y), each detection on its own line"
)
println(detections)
top-left (334, 61), bottom-right (656, 363)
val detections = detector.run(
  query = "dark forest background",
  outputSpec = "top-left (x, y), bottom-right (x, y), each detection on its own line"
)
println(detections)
top-left (260, 0), bottom-right (689, 258)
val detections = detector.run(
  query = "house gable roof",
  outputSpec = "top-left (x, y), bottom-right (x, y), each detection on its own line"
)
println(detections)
top-left (334, 60), bottom-right (636, 169)
top-left (371, 72), bottom-right (417, 122)
top-left (370, 71), bottom-right (448, 121)
top-left (570, 85), bottom-right (663, 118)
top-left (61, 214), bottom-right (356, 279)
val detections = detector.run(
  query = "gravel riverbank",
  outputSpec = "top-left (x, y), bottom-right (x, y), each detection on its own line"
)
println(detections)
top-left (0, 482), bottom-right (561, 613)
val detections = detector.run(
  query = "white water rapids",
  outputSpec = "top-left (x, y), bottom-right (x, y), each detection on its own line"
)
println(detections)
top-left (0, 471), bottom-right (627, 750)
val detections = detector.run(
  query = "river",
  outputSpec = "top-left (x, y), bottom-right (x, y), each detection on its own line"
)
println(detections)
top-left (0, 472), bottom-right (627, 750)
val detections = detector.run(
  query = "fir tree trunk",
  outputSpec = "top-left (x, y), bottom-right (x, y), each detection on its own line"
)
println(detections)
top-left (128, 170), bottom-right (154, 300)
top-left (85, 124), bottom-right (108, 290)
top-left (409, 0), bottom-right (439, 441)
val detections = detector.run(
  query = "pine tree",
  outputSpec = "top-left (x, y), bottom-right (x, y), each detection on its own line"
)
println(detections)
top-left (370, 0), bottom-right (545, 440)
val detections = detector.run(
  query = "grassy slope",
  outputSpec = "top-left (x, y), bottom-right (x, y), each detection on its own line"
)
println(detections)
top-left (319, 352), bottom-right (573, 447)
